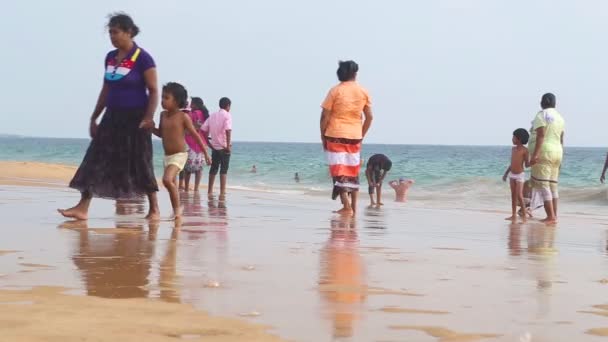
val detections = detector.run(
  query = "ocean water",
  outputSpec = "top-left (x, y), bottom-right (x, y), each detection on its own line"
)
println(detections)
top-left (1, 137), bottom-right (606, 206)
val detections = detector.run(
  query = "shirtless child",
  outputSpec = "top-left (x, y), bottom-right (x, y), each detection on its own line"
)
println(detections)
top-left (389, 177), bottom-right (415, 202)
top-left (154, 82), bottom-right (211, 219)
top-left (502, 128), bottom-right (530, 221)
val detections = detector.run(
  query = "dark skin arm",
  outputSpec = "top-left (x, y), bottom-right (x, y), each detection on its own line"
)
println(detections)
top-left (320, 108), bottom-right (331, 149)
top-left (365, 166), bottom-right (373, 186)
top-left (184, 114), bottom-right (211, 165)
top-left (503, 166), bottom-right (511, 182)
top-left (378, 169), bottom-right (388, 186)
top-left (89, 83), bottom-right (109, 138)
top-left (601, 153), bottom-right (608, 184)
top-left (225, 130), bottom-right (232, 153)
top-left (153, 112), bottom-right (163, 138)
top-left (362, 105), bottom-right (373, 138)
top-left (138, 68), bottom-right (159, 130)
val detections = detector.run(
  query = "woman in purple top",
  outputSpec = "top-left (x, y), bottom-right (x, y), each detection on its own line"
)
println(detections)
top-left (58, 13), bottom-right (160, 220)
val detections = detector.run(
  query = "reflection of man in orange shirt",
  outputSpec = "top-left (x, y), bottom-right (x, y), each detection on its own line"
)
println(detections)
top-left (319, 217), bottom-right (366, 338)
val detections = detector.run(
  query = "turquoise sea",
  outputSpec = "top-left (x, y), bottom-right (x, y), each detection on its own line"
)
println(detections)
top-left (0, 137), bottom-right (606, 206)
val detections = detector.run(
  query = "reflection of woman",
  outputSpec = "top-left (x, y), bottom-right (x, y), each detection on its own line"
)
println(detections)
top-left (71, 221), bottom-right (158, 298)
top-left (320, 61), bottom-right (373, 215)
top-left (319, 216), bottom-right (366, 338)
top-left (59, 13), bottom-right (159, 221)
top-left (529, 93), bottom-right (565, 224)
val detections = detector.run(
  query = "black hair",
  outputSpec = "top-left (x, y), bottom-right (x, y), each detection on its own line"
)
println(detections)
top-left (163, 82), bottom-right (189, 108)
top-left (513, 128), bottom-right (530, 145)
top-left (541, 93), bottom-right (556, 109)
top-left (219, 97), bottom-right (232, 110)
top-left (107, 13), bottom-right (140, 38)
top-left (384, 159), bottom-right (393, 172)
top-left (337, 60), bottom-right (359, 82)
top-left (190, 97), bottom-right (209, 120)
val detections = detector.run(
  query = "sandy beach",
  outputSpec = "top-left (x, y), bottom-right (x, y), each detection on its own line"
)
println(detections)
top-left (2, 161), bottom-right (608, 341)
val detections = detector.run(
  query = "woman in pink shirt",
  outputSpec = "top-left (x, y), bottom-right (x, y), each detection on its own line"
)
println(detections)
top-left (183, 97), bottom-right (209, 192)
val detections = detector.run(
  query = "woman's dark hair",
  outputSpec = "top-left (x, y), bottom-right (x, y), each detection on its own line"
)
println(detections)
top-left (513, 128), bottom-right (530, 145)
top-left (163, 82), bottom-right (188, 108)
top-left (337, 60), bottom-right (359, 82)
top-left (541, 93), bottom-right (556, 109)
top-left (191, 97), bottom-right (209, 120)
top-left (107, 13), bottom-right (140, 38)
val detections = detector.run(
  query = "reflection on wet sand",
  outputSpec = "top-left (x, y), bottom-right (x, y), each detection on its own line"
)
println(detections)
top-left (508, 223), bottom-right (557, 318)
top-left (159, 225), bottom-right (180, 303)
top-left (64, 201), bottom-right (159, 299)
top-left (319, 215), bottom-right (366, 338)
top-left (363, 206), bottom-right (387, 230)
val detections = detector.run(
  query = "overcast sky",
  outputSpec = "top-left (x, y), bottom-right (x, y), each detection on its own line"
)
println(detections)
top-left (2, 0), bottom-right (607, 146)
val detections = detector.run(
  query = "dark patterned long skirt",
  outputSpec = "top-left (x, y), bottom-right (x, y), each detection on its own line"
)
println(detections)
top-left (69, 109), bottom-right (159, 199)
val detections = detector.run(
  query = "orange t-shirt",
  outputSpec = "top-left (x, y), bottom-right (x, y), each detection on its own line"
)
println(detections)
top-left (322, 81), bottom-right (371, 140)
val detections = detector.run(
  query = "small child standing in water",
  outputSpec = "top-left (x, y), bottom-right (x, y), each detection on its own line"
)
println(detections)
top-left (154, 83), bottom-right (211, 219)
top-left (502, 128), bottom-right (530, 221)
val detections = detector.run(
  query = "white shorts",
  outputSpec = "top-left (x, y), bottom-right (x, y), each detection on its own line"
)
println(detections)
top-left (509, 172), bottom-right (525, 183)
top-left (164, 152), bottom-right (188, 171)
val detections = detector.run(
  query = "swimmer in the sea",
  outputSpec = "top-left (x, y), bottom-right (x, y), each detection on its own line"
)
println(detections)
top-left (389, 177), bottom-right (414, 202)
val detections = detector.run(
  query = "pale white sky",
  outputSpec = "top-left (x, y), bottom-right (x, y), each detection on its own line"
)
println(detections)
top-left (2, 0), bottom-right (607, 146)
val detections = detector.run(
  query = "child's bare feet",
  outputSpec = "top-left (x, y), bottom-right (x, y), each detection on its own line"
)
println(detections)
top-left (505, 215), bottom-right (517, 221)
top-left (57, 207), bottom-right (88, 221)
top-left (219, 193), bottom-right (226, 201)
top-left (377, 202), bottom-right (384, 206)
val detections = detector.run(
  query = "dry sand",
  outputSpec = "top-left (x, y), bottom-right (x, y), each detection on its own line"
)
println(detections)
top-left (0, 286), bottom-right (283, 342)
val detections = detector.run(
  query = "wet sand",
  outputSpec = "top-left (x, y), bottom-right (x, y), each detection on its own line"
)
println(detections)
top-left (2, 163), bottom-right (608, 341)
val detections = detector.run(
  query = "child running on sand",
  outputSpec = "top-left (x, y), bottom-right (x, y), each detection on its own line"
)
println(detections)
top-left (389, 177), bottom-right (415, 202)
top-left (183, 97), bottom-right (209, 192)
top-left (154, 83), bottom-right (211, 219)
top-left (502, 128), bottom-right (530, 221)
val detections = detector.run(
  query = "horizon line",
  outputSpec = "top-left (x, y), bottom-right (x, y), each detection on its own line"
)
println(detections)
top-left (0, 134), bottom-right (606, 149)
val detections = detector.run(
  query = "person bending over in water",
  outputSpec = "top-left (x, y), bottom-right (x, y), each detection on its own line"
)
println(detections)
top-left (389, 177), bottom-right (414, 202)
top-left (295, 172), bottom-right (300, 183)
top-left (365, 154), bottom-right (392, 207)
top-left (153, 82), bottom-right (211, 219)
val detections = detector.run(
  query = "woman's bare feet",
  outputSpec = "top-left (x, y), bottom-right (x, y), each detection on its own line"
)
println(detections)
top-left (57, 207), bottom-right (88, 221)
top-left (505, 215), bottom-right (517, 221)
top-left (145, 208), bottom-right (161, 221)
top-left (333, 207), bottom-right (354, 216)
top-left (541, 217), bottom-right (557, 225)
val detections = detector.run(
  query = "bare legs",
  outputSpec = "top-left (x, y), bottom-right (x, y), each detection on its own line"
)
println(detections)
top-left (145, 192), bottom-right (160, 220)
top-left (506, 180), bottom-right (525, 221)
top-left (335, 190), bottom-right (358, 216)
top-left (184, 172), bottom-right (191, 192)
top-left (208, 173), bottom-right (227, 200)
top-left (194, 171), bottom-right (202, 192)
top-left (541, 200), bottom-right (557, 224)
top-left (163, 165), bottom-right (182, 219)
